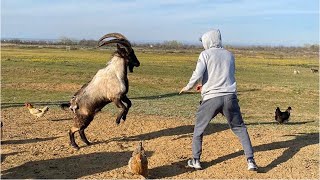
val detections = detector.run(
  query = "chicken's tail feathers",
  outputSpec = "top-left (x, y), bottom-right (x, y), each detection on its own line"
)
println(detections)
top-left (42, 106), bottom-right (49, 112)
top-left (275, 107), bottom-right (282, 121)
top-left (60, 103), bottom-right (70, 110)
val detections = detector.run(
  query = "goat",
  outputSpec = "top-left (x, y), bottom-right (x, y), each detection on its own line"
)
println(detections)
top-left (64, 33), bottom-right (140, 150)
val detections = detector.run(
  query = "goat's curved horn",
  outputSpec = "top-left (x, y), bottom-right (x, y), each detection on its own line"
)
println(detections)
top-left (98, 39), bottom-right (132, 52)
top-left (98, 33), bottom-right (130, 44)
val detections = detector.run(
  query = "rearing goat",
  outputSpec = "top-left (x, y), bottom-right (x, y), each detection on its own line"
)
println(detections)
top-left (64, 33), bottom-right (140, 150)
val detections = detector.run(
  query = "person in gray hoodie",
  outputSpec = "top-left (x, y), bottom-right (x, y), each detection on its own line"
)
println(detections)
top-left (179, 29), bottom-right (258, 171)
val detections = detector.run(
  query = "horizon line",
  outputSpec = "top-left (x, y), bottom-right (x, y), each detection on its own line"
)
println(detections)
top-left (1, 37), bottom-right (318, 47)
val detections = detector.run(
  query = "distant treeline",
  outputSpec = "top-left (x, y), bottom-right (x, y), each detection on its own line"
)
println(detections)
top-left (1, 38), bottom-right (200, 49)
top-left (1, 37), bottom-right (319, 52)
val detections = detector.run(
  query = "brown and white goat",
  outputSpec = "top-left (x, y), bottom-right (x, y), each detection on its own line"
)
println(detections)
top-left (64, 33), bottom-right (140, 150)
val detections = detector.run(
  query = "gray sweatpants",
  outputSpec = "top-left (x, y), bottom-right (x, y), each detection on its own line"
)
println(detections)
top-left (192, 94), bottom-right (254, 160)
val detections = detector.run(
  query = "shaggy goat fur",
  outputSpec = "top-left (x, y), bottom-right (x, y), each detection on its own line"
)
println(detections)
top-left (63, 33), bottom-right (140, 149)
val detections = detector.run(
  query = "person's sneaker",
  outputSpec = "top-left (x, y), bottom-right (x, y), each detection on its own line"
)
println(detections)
top-left (247, 158), bottom-right (258, 171)
top-left (187, 158), bottom-right (202, 169)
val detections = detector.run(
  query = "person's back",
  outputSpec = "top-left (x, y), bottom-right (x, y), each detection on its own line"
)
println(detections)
top-left (180, 29), bottom-right (258, 171)
top-left (183, 29), bottom-right (237, 101)
top-left (200, 47), bottom-right (236, 101)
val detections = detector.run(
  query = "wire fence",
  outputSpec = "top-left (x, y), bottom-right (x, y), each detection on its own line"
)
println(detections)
top-left (1, 101), bottom-right (68, 109)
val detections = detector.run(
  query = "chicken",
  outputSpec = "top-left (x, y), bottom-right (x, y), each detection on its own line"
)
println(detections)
top-left (128, 141), bottom-right (148, 178)
top-left (275, 107), bottom-right (292, 124)
top-left (25, 103), bottom-right (49, 118)
top-left (311, 68), bottom-right (318, 73)
top-left (293, 70), bottom-right (300, 74)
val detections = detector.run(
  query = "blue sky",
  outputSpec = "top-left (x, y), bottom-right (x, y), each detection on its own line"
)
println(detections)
top-left (1, 0), bottom-right (319, 46)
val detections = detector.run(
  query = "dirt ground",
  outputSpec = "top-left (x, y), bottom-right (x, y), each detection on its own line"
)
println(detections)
top-left (1, 107), bottom-right (319, 179)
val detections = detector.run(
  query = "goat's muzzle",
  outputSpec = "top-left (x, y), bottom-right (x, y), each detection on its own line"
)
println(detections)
top-left (129, 61), bottom-right (140, 72)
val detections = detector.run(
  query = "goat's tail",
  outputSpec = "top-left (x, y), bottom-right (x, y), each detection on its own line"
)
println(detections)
top-left (60, 103), bottom-right (70, 110)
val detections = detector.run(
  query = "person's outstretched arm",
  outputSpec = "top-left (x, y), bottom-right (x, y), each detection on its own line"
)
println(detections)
top-left (180, 53), bottom-right (206, 94)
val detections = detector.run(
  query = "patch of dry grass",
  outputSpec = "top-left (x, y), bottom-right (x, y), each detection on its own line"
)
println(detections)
top-left (1, 47), bottom-right (318, 124)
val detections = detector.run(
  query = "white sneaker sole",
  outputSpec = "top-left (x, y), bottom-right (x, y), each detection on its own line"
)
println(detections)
top-left (248, 167), bottom-right (258, 171)
top-left (187, 160), bottom-right (202, 169)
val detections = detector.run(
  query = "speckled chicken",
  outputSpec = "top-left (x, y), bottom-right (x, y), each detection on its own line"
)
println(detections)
top-left (25, 103), bottom-right (49, 118)
top-left (128, 141), bottom-right (148, 178)
top-left (275, 107), bottom-right (292, 124)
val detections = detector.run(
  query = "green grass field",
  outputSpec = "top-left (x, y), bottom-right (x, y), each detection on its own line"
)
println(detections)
top-left (1, 46), bottom-right (319, 131)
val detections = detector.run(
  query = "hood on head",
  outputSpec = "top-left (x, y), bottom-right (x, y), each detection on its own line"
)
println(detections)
top-left (201, 29), bottom-right (222, 50)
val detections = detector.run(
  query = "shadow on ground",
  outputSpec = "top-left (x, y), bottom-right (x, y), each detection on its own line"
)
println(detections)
top-left (1, 152), bottom-right (24, 163)
top-left (1, 151), bottom-right (139, 179)
top-left (149, 132), bottom-right (318, 178)
top-left (246, 121), bottom-right (315, 126)
top-left (2, 119), bottom-right (317, 178)
top-left (201, 132), bottom-right (319, 173)
top-left (50, 117), bottom-right (73, 121)
top-left (120, 122), bottom-right (230, 142)
top-left (1, 136), bottom-right (62, 145)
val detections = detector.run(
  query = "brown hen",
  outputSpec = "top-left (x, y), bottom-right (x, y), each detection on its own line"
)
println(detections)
top-left (128, 141), bottom-right (148, 178)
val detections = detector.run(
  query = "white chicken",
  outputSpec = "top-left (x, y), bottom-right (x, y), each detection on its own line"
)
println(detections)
top-left (25, 103), bottom-right (49, 118)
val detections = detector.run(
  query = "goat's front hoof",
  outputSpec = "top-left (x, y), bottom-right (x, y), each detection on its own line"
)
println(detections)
top-left (122, 115), bottom-right (127, 121)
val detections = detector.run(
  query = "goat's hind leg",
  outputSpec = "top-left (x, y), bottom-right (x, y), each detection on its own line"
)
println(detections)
top-left (121, 95), bottom-right (132, 121)
top-left (79, 127), bottom-right (91, 146)
top-left (69, 126), bottom-right (80, 150)
top-left (114, 99), bottom-right (127, 124)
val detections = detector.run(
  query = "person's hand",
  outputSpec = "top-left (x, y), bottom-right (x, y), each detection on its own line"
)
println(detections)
top-left (196, 84), bottom-right (202, 92)
top-left (179, 87), bottom-right (188, 94)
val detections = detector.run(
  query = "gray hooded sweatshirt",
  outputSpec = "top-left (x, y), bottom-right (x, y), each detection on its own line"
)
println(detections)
top-left (184, 29), bottom-right (237, 101)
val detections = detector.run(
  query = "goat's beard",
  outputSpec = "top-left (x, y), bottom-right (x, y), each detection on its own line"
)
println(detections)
top-left (128, 65), bottom-right (134, 73)
top-left (128, 61), bottom-right (139, 73)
